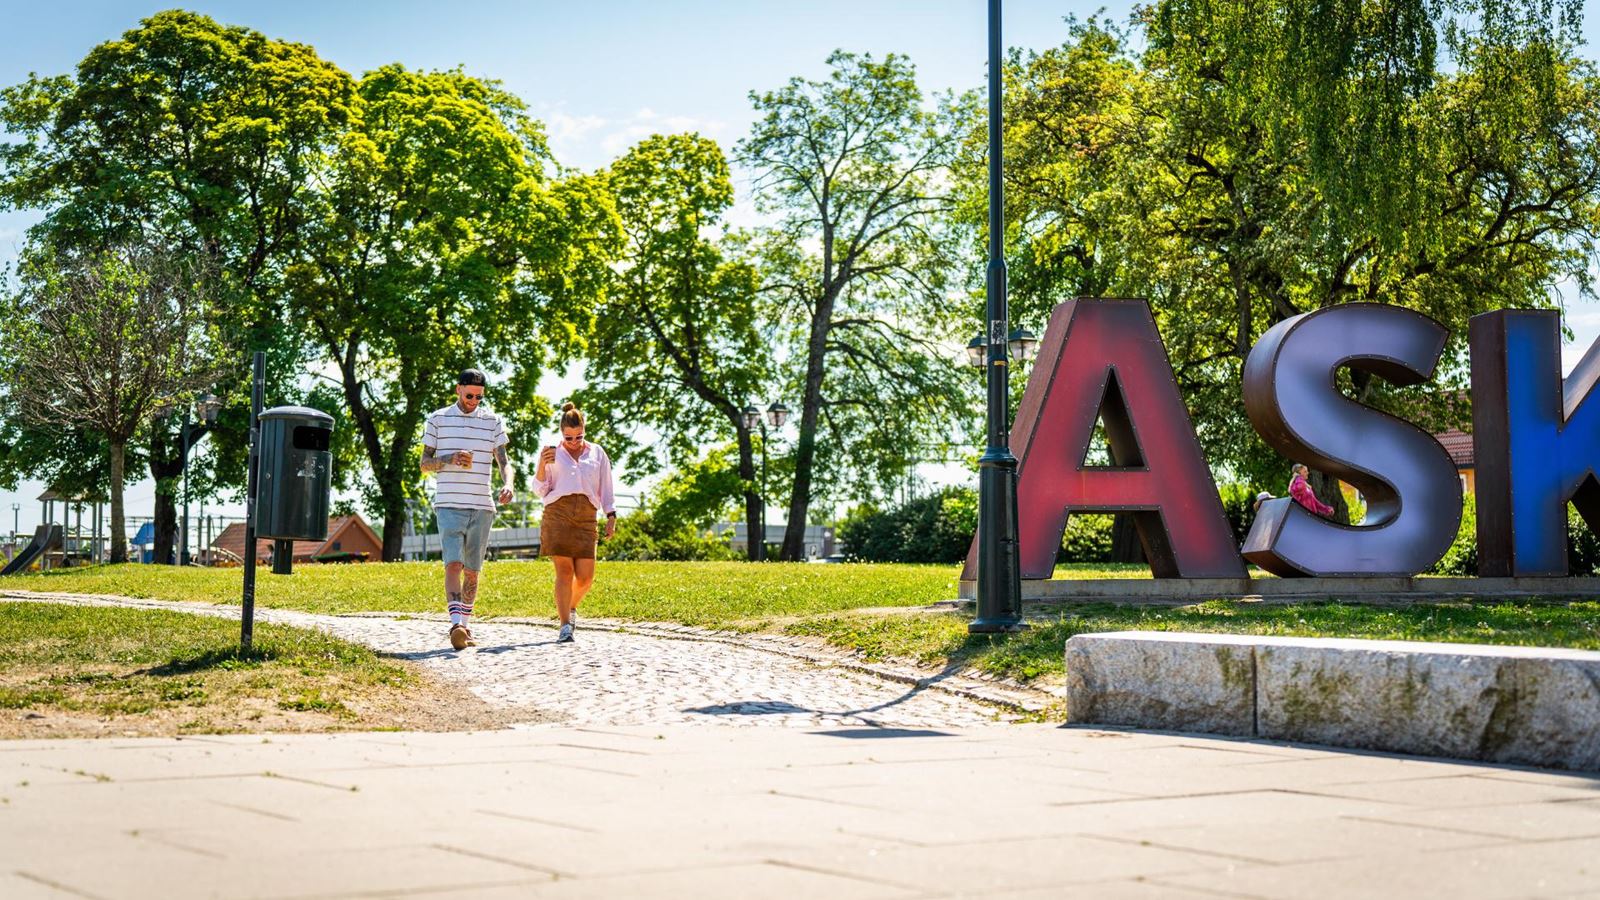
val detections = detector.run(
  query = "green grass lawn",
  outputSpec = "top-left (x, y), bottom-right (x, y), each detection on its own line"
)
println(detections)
top-left (7, 562), bottom-right (1600, 690)
top-left (788, 599), bottom-right (1600, 683)
top-left (0, 560), bottom-right (966, 628)
top-left (0, 601), bottom-right (432, 737)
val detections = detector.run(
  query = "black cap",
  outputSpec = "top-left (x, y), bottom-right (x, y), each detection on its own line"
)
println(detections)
top-left (458, 368), bottom-right (487, 387)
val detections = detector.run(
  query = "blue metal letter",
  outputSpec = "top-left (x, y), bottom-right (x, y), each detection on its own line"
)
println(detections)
top-left (1470, 310), bottom-right (1600, 576)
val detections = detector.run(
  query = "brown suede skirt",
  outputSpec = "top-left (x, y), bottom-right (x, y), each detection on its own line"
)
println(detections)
top-left (541, 494), bottom-right (598, 559)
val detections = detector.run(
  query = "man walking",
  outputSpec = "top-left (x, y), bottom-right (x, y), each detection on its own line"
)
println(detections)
top-left (421, 369), bottom-right (512, 650)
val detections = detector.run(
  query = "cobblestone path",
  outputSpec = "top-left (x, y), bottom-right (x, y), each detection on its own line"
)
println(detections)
top-left (2, 591), bottom-right (1034, 729)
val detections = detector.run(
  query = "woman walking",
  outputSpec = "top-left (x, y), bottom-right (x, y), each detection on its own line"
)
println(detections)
top-left (535, 403), bottom-right (616, 643)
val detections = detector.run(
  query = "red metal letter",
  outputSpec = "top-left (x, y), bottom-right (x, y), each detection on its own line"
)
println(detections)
top-left (963, 300), bottom-right (1245, 580)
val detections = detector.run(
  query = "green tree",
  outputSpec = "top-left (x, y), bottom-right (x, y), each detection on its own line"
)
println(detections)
top-left (0, 10), bottom-right (357, 557)
top-left (971, 12), bottom-right (1600, 513)
top-left (287, 65), bottom-right (619, 559)
top-left (578, 134), bottom-right (769, 558)
top-left (0, 244), bottom-right (218, 562)
top-left (738, 51), bottom-right (972, 560)
top-left (648, 444), bottom-right (746, 536)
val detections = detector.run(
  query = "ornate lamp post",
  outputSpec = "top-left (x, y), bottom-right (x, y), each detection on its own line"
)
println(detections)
top-left (741, 401), bottom-right (790, 561)
top-left (181, 393), bottom-right (223, 565)
top-left (970, 0), bottom-right (1036, 633)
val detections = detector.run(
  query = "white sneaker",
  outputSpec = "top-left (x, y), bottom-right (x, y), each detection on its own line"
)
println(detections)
top-left (557, 623), bottom-right (574, 643)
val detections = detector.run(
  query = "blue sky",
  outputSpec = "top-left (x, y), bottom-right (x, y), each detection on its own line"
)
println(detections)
top-left (0, 1), bottom-right (1596, 535)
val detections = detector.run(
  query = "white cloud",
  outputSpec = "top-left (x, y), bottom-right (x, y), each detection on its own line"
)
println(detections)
top-left (535, 103), bottom-right (733, 171)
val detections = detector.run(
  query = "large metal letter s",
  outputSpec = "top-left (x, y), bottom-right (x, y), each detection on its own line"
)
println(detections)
top-left (1241, 304), bottom-right (1461, 576)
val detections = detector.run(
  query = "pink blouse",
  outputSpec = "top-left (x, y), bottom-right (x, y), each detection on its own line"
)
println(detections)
top-left (535, 442), bottom-right (616, 515)
top-left (1289, 474), bottom-right (1334, 517)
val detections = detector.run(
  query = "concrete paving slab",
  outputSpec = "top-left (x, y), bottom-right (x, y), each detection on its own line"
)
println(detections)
top-left (981, 881), bottom-right (1227, 900)
top-left (769, 833), bottom-right (1238, 894)
top-left (402, 861), bottom-right (926, 899)
top-left (1089, 814), bottom-right (1508, 865)
top-left (44, 844), bottom-right (553, 900)
top-left (1155, 835), bottom-right (1600, 900)
top-left (1346, 798), bottom-right (1600, 842)
top-left (0, 871), bottom-right (87, 899)
top-left (1300, 772), bottom-right (1600, 807)
top-left (3, 721), bottom-right (1594, 898)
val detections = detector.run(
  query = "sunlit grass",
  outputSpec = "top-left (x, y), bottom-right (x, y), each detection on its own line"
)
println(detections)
top-left (0, 602), bottom-right (414, 731)
top-left (786, 600), bottom-right (1600, 683)
top-left (3, 560), bottom-right (965, 628)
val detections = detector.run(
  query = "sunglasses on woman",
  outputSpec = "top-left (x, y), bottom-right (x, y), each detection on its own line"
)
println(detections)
top-left (562, 433), bottom-right (584, 444)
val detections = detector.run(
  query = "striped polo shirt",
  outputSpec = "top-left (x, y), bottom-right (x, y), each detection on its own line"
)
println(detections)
top-left (423, 402), bottom-right (510, 511)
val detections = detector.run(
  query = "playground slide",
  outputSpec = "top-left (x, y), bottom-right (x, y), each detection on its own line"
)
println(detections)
top-left (1, 524), bottom-right (63, 577)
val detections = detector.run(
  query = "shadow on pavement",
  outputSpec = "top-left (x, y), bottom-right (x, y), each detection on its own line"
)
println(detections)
top-left (681, 660), bottom-right (979, 726)
top-left (809, 728), bottom-right (955, 739)
top-left (386, 641), bottom-right (557, 661)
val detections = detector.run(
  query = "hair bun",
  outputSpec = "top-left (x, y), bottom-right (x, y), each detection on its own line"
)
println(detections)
top-left (562, 402), bottom-right (577, 412)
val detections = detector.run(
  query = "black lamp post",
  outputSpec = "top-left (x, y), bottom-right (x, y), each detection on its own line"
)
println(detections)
top-left (741, 400), bottom-right (790, 561)
top-left (10, 502), bottom-right (18, 543)
top-left (181, 392), bottom-right (222, 566)
top-left (971, 0), bottom-right (1029, 633)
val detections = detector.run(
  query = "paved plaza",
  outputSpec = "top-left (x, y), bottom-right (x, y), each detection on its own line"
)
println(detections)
top-left (4, 724), bottom-right (1600, 899)
top-left (2, 593), bottom-right (1599, 898)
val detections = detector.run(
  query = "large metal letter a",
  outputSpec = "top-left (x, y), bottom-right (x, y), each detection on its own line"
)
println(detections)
top-left (962, 300), bottom-right (1245, 580)
top-left (1470, 309), bottom-right (1600, 576)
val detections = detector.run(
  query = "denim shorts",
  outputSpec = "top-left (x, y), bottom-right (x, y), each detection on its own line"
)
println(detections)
top-left (435, 507), bottom-right (494, 570)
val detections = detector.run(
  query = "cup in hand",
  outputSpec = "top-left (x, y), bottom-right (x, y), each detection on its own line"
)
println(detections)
top-left (455, 450), bottom-right (474, 469)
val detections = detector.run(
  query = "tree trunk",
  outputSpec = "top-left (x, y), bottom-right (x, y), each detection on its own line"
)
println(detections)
top-left (379, 465), bottom-right (407, 562)
top-left (782, 289), bottom-right (836, 561)
top-left (1110, 513), bottom-right (1146, 564)
top-left (736, 426), bottom-right (762, 561)
top-left (147, 425), bottom-right (177, 564)
top-left (147, 421), bottom-right (206, 564)
top-left (153, 488), bottom-right (178, 565)
top-left (109, 441), bottom-right (127, 563)
top-left (1308, 470), bottom-right (1350, 524)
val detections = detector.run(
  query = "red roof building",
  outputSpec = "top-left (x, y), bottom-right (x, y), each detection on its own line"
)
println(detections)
top-left (1434, 428), bottom-right (1475, 495)
top-left (209, 515), bottom-right (383, 565)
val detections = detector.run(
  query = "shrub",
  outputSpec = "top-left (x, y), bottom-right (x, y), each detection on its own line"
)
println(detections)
top-left (1431, 493), bottom-right (1478, 575)
top-left (1217, 482), bottom-right (1258, 546)
top-left (836, 487), bottom-right (977, 563)
top-left (598, 509), bottom-right (739, 562)
top-left (1059, 514), bottom-right (1113, 563)
top-left (1431, 494), bottom-right (1600, 577)
top-left (1568, 506), bottom-right (1600, 575)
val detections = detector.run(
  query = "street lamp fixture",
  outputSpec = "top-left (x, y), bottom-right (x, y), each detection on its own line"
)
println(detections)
top-left (766, 401), bottom-right (789, 429)
top-left (970, 330), bottom-right (1038, 367)
top-left (179, 392), bottom-right (223, 567)
top-left (1008, 328), bottom-right (1039, 363)
top-left (197, 393), bottom-right (222, 423)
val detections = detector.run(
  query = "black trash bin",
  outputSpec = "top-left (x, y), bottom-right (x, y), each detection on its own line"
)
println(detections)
top-left (256, 407), bottom-right (335, 565)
